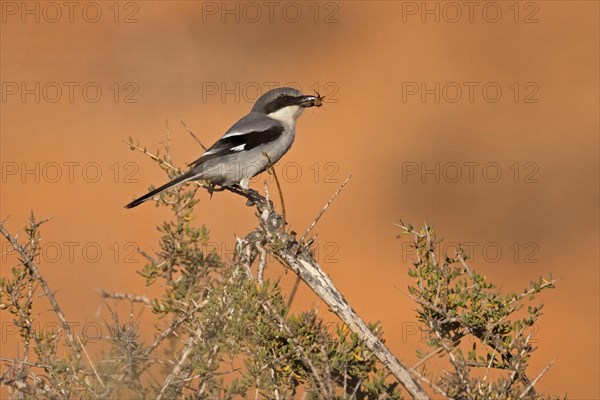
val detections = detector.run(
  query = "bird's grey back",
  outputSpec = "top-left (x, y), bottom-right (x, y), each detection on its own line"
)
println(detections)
top-left (224, 111), bottom-right (281, 137)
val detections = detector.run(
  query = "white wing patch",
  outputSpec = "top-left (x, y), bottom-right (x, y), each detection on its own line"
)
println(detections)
top-left (222, 130), bottom-right (251, 139)
top-left (231, 144), bottom-right (246, 152)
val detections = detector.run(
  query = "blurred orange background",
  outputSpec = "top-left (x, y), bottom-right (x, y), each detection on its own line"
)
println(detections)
top-left (1, 1), bottom-right (598, 398)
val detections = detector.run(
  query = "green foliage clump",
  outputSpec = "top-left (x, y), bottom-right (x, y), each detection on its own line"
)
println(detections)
top-left (399, 221), bottom-right (559, 399)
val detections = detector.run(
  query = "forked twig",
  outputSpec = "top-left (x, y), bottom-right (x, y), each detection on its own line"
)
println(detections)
top-left (406, 366), bottom-right (447, 398)
top-left (518, 360), bottom-right (554, 399)
top-left (123, 139), bottom-right (181, 173)
top-left (142, 300), bottom-right (207, 359)
top-left (177, 116), bottom-right (208, 151)
top-left (156, 335), bottom-right (196, 400)
top-left (296, 175), bottom-right (351, 255)
top-left (287, 176), bottom-right (351, 307)
top-left (263, 153), bottom-right (286, 225)
top-left (286, 276), bottom-right (302, 309)
top-left (76, 334), bottom-right (105, 388)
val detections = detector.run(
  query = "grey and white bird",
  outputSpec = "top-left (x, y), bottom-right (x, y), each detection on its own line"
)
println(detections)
top-left (125, 87), bottom-right (323, 209)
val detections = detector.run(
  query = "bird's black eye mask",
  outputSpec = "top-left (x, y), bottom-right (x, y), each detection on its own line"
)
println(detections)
top-left (264, 93), bottom-right (324, 114)
top-left (264, 95), bottom-right (296, 114)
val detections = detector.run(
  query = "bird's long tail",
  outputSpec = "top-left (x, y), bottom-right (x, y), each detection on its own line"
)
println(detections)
top-left (124, 170), bottom-right (198, 209)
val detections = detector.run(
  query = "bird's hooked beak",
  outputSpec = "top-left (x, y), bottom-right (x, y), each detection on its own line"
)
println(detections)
top-left (297, 92), bottom-right (325, 108)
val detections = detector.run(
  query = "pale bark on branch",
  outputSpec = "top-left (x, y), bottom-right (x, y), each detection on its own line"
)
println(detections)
top-left (236, 184), bottom-right (430, 400)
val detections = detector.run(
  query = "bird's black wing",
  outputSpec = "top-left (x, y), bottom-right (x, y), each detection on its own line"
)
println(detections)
top-left (188, 114), bottom-right (284, 167)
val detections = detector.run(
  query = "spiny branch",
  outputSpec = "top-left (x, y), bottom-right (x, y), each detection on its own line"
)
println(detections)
top-left (236, 182), bottom-right (429, 400)
top-left (0, 220), bottom-right (81, 364)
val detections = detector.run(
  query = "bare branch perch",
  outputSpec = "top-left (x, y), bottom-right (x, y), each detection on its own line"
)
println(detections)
top-left (234, 182), bottom-right (429, 400)
top-left (273, 244), bottom-right (429, 399)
